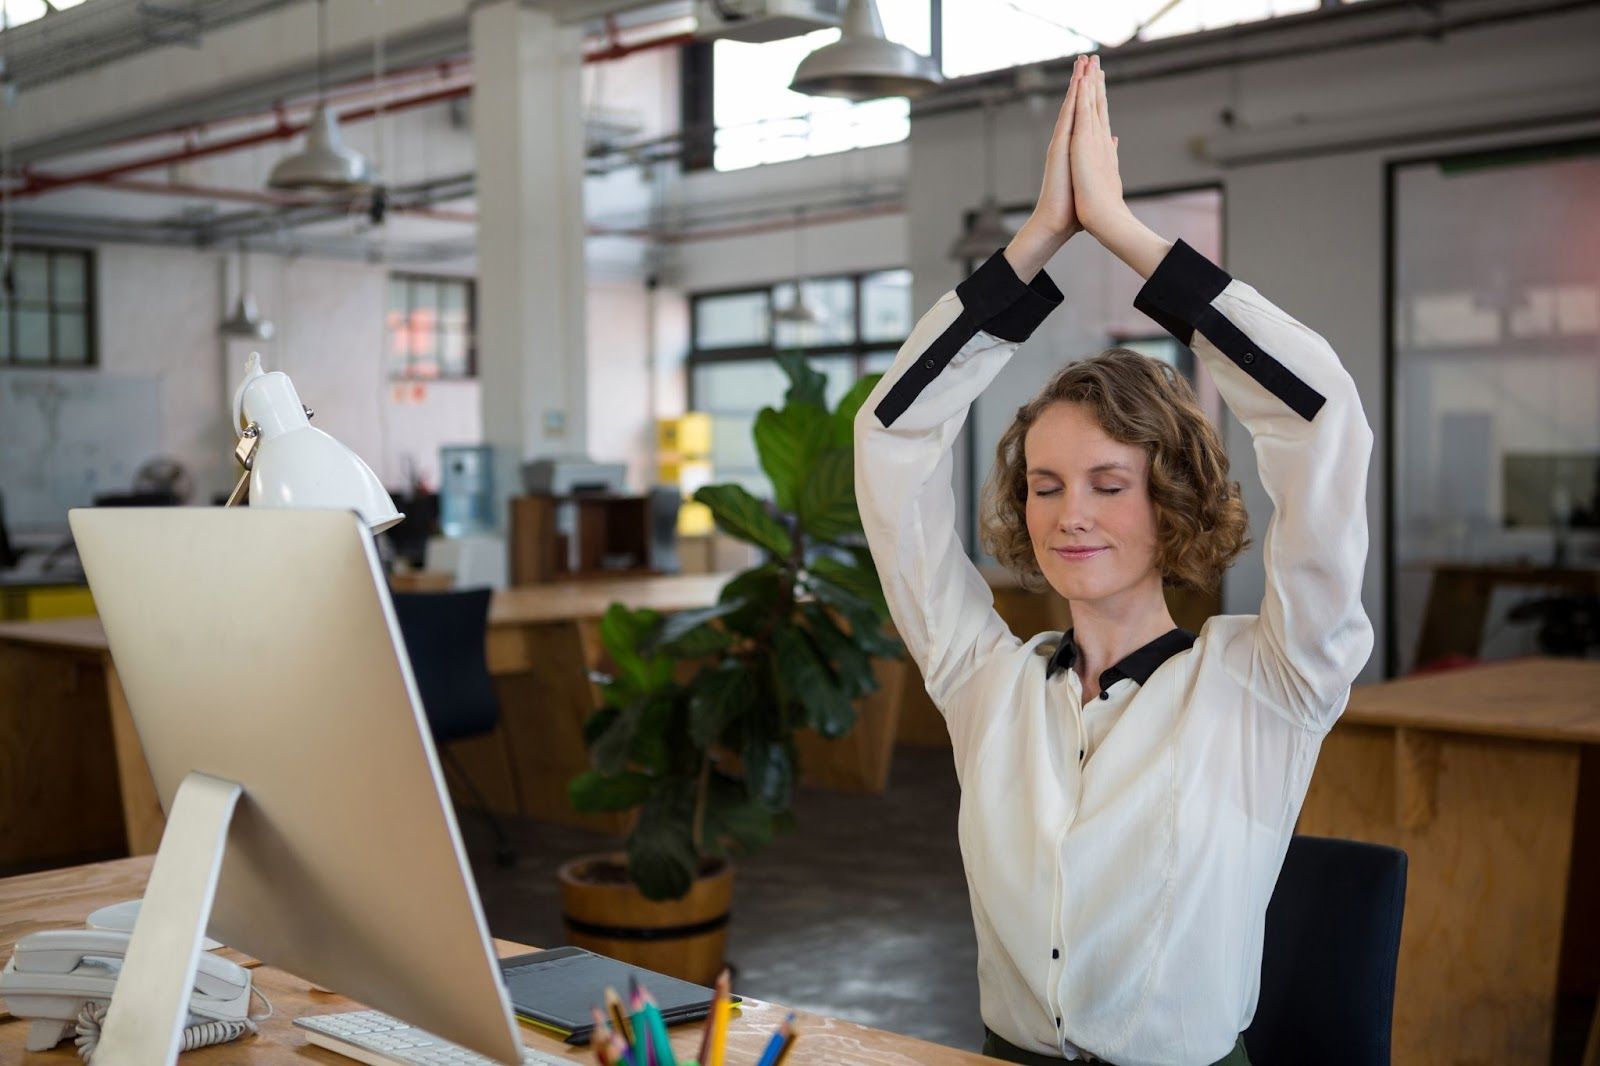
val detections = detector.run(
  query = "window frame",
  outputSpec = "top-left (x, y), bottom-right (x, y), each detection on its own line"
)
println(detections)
top-left (386, 272), bottom-right (478, 381)
top-left (686, 269), bottom-right (909, 407)
top-left (0, 244), bottom-right (97, 370)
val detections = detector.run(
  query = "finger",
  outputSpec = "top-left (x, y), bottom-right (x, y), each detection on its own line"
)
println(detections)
top-left (1098, 65), bottom-right (1111, 132)
top-left (1074, 56), bottom-right (1095, 128)
top-left (1054, 63), bottom-right (1081, 140)
top-left (1094, 59), bottom-right (1108, 129)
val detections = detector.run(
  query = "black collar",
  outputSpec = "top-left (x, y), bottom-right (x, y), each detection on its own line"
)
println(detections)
top-left (1045, 627), bottom-right (1197, 691)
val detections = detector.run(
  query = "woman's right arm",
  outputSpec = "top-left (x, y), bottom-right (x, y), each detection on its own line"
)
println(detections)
top-left (853, 252), bottom-right (1062, 748)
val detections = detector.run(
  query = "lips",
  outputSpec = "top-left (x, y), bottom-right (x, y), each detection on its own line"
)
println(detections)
top-left (1054, 547), bottom-right (1109, 561)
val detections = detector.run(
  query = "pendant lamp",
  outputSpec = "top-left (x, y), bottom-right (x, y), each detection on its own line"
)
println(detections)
top-left (268, 0), bottom-right (373, 192)
top-left (789, 0), bottom-right (943, 101)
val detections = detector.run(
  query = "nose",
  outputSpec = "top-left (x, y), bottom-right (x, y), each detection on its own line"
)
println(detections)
top-left (1056, 486), bottom-right (1093, 534)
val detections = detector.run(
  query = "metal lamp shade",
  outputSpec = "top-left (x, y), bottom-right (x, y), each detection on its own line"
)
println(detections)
top-left (948, 197), bottom-right (1017, 261)
top-left (267, 105), bottom-right (373, 192)
top-left (789, 0), bottom-right (943, 101)
top-left (238, 369), bottom-right (403, 532)
top-left (221, 292), bottom-right (275, 340)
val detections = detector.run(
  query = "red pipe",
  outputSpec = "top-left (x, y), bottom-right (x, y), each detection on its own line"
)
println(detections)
top-left (13, 24), bottom-right (691, 201)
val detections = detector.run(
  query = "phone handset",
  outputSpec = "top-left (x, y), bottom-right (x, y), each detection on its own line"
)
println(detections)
top-left (0, 928), bottom-right (265, 1058)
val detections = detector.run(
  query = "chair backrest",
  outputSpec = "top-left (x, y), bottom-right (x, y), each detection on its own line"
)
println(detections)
top-left (390, 588), bottom-right (499, 744)
top-left (1243, 834), bottom-right (1408, 1066)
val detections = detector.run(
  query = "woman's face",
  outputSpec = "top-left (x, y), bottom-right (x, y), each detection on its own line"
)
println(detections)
top-left (1023, 402), bottom-right (1162, 605)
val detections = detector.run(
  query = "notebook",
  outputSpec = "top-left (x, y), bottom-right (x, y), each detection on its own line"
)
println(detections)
top-left (499, 946), bottom-right (739, 1045)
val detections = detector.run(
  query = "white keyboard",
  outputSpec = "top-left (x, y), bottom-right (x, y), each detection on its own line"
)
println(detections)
top-left (294, 1009), bottom-right (576, 1066)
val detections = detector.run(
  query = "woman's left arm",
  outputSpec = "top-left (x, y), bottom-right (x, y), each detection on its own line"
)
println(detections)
top-left (1076, 57), bottom-right (1374, 729)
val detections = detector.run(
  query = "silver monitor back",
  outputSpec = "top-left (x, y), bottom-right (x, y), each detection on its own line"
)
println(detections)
top-left (67, 506), bottom-right (522, 1063)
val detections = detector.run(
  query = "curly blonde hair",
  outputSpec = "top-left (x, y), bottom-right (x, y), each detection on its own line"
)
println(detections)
top-left (979, 349), bottom-right (1249, 595)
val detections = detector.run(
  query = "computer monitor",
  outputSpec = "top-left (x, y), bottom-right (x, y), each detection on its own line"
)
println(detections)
top-left (67, 507), bottom-right (522, 1064)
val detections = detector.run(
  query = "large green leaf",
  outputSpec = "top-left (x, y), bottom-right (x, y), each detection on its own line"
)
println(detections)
top-left (717, 565), bottom-right (783, 637)
top-left (589, 699), bottom-right (640, 775)
top-left (568, 770), bottom-right (653, 813)
top-left (777, 351), bottom-right (828, 410)
top-left (627, 792), bottom-right (699, 901)
top-left (830, 373), bottom-right (882, 447)
top-left (800, 603), bottom-right (877, 700)
top-left (688, 660), bottom-right (755, 748)
top-left (754, 403), bottom-right (832, 513)
top-left (808, 555), bottom-right (889, 616)
top-left (598, 604), bottom-right (674, 695)
top-left (647, 601), bottom-right (740, 657)
top-left (694, 484), bottom-right (793, 559)
top-left (741, 732), bottom-right (796, 812)
top-left (700, 772), bottom-right (774, 859)
top-left (628, 693), bottom-right (673, 773)
top-left (796, 447), bottom-right (860, 543)
top-left (774, 624), bottom-right (856, 739)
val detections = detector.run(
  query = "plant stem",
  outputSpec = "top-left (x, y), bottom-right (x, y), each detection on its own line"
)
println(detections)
top-left (691, 752), bottom-right (711, 856)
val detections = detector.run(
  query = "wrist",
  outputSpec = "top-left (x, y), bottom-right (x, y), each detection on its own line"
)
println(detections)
top-left (1004, 216), bottom-right (1073, 279)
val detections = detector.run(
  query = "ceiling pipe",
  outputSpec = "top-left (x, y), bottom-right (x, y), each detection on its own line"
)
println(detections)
top-left (9, 22), bottom-right (692, 201)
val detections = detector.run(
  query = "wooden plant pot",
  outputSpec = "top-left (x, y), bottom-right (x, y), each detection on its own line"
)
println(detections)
top-left (557, 852), bottom-right (732, 985)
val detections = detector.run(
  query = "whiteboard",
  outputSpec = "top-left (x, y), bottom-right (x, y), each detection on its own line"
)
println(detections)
top-left (0, 374), bottom-right (164, 531)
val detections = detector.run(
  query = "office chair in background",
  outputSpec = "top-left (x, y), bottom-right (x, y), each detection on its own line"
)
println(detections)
top-left (1243, 835), bottom-right (1408, 1066)
top-left (391, 588), bottom-right (516, 867)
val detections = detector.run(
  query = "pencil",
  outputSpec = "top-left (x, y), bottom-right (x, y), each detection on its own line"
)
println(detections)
top-left (606, 987), bottom-right (636, 1048)
top-left (707, 987), bottom-right (732, 1066)
top-left (754, 1012), bottom-right (795, 1066)
top-left (696, 969), bottom-right (729, 1066)
top-left (592, 1009), bottom-right (616, 1066)
top-left (638, 987), bottom-right (678, 1066)
top-left (771, 1029), bottom-right (799, 1066)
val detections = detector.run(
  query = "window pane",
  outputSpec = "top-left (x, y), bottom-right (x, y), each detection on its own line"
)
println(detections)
top-left (0, 301), bottom-right (9, 360)
top-left (439, 281), bottom-right (469, 332)
top-left (1391, 149), bottom-right (1600, 674)
top-left (14, 252), bottom-right (49, 302)
top-left (15, 308), bottom-right (49, 362)
top-left (773, 278), bottom-right (855, 349)
top-left (861, 269), bottom-right (912, 342)
top-left (51, 253), bottom-right (87, 306)
top-left (941, 0), bottom-right (1094, 78)
top-left (53, 311), bottom-right (88, 364)
top-left (694, 359), bottom-right (789, 412)
top-left (439, 325), bottom-right (469, 378)
top-left (695, 292), bottom-right (770, 349)
top-left (863, 349), bottom-right (898, 374)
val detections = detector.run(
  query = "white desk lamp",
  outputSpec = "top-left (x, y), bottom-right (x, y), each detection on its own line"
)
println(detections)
top-left (225, 352), bottom-right (403, 532)
top-left (83, 354), bottom-right (406, 1065)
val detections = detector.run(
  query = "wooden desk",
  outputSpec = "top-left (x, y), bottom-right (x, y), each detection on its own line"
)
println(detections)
top-left (0, 857), bottom-right (990, 1064)
top-left (1297, 658), bottom-right (1600, 1066)
top-left (0, 570), bottom-right (906, 858)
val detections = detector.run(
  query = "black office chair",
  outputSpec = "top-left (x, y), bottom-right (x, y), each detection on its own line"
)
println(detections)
top-left (390, 588), bottom-right (516, 867)
top-left (1243, 835), bottom-right (1407, 1066)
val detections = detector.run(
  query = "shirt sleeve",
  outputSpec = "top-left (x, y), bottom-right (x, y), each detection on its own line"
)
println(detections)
top-left (1134, 240), bottom-right (1374, 731)
top-left (854, 250), bottom-right (1062, 747)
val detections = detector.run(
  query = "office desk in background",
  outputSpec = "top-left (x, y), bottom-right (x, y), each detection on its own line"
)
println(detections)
top-left (0, 856), bottom-right (992, 1064)
top-left (1297, 657), bottom-right (1600, 1066)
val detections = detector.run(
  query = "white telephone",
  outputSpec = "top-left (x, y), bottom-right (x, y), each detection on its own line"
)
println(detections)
top-left (0, 929), bottom-right (259, 1058)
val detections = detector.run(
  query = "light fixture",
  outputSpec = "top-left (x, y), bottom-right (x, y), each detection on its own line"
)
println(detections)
top-left (789, 0), bottom-right (943, 101)
top-left (267, 0), bottom-right (373, 192)
top-left (949, 98), bottom-right (1017, 260)
top-left (220, 247), bottom-right (275, 340)
top-left (773, 208), bottom-right (826, 326)
top-left (227, 352), bottom-right (403, 532)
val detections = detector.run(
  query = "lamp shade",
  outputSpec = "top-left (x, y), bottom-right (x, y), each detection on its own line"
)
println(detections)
top-left (234, 358), bottom-right (402, 532)
top-left (948, 196), bottom-right (1018, 261)
top-left (789, 0), bottom-right (943, 101)
top-left (267, 105), bottom-right (372, 192)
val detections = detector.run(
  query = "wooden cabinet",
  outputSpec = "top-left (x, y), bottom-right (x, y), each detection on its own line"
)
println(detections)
top-left (508, 494), bottom-right (654, 585)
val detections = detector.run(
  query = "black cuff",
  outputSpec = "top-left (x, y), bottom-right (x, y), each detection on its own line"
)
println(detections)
top-left (1133, 239), bottom-right (1230, 347)
top-left (956, 249), bottom-right (1063, 343)
top-left (1133, 240), bottom-right (1327, 423)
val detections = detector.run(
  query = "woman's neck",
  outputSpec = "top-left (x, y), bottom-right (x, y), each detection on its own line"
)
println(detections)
top-left (1066, 580), bottom-right (1177, 695)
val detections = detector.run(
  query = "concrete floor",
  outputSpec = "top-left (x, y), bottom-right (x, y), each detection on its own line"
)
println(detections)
top-left (464, 746), bottom-right (983, 1053)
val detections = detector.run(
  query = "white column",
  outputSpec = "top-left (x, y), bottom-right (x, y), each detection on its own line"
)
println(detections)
top-left (470, 0), bottom-right (588, 524)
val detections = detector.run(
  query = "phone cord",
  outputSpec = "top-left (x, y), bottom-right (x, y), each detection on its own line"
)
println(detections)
top-left (72, 985), bottom-right (274, 1062)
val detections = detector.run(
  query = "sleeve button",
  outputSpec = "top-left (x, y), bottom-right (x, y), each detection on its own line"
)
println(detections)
top-left (1052, 948), bottom-right (1060, 959)
top-left (1242, 351), bottom-right (1257, 364)
top-left (924, 358), bottom-right (936, 369)
top-left (1099, 691), bottom-right (1109, 700)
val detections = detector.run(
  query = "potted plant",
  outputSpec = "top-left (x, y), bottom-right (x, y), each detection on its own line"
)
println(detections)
top-left (558, 353), bottom-right (904, 984)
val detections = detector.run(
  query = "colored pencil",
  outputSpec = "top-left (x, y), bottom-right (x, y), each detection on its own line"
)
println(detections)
top-left (707, 988), bottom-right (732, 1066)
top-left (754, 1012), bottom-right (795, 1066)
top-left (606, 987), bottom-right (636, 1048)
top-left (771, 1030), bottom-right (799, 1066)
top-left (638, 987), bottom-right (678, 1066)
top-left (696, 969), bottom-right (730, 1066)
top-left (592, 1009), bottom-right (616, 1066)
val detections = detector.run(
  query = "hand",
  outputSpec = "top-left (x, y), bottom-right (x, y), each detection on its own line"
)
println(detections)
top-left (1069, 54), bottom-right (1129, 238)
top-left (1003, 55), bottom-right (1088, 280)
top-left (1028, 56), bottom-right (1088, 241)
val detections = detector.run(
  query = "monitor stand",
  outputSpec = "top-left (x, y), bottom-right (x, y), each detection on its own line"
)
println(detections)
top-left (94, 770), bottom-right (242, 1066)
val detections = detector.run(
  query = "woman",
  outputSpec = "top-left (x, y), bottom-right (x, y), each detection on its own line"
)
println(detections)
top-left (853, 55), bottom-right (1373, 1066)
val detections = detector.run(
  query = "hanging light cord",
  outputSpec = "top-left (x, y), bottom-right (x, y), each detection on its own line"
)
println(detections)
top-left (316, 0), bottom-right (328, 104)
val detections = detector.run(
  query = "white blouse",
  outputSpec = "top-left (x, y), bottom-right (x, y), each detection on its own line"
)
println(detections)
top-left (853, 241), bottom-right (1374, 1066)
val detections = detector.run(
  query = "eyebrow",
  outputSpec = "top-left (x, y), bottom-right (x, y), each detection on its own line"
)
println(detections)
top-left (1026, 462), bottom-right (1134, 478)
